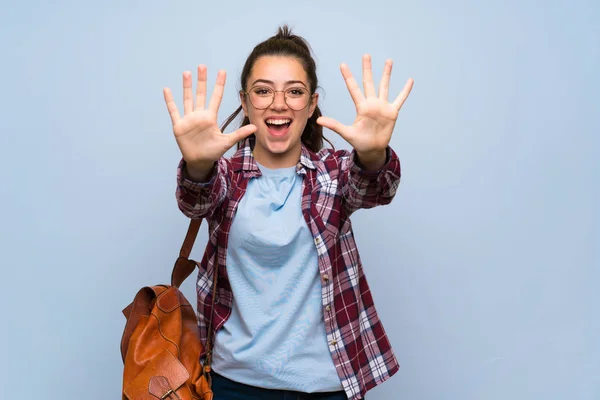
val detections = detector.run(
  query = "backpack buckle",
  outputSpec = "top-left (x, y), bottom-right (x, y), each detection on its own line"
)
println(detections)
top-left (160, 389), bottom-right (181, 399)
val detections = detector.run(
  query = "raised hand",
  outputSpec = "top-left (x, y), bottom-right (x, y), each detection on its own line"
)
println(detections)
top-left (163, 65), bottom-right (257, 169)
top-left (317, 54), bottom-right (413, 167)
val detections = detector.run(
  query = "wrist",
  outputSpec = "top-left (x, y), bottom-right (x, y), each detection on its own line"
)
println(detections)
top-left (185, 160), bottom-right (215, 182)
top-left (356, 149), bottom-right (387, 171)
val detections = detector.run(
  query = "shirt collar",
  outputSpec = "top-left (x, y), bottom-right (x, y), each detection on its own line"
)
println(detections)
top-left (232, 136), bottom-right (317, 173)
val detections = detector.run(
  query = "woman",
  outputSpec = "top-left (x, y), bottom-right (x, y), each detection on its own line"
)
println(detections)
top-left (163, 25), bottom-right (413, 400)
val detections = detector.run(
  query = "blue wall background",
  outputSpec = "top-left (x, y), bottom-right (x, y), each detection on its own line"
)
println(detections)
top-left (1, 1), bottom-right (598, 398)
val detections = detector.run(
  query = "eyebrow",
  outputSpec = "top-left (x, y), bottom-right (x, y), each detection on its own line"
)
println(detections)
top-left (251, 79), bottom-right (308, 88)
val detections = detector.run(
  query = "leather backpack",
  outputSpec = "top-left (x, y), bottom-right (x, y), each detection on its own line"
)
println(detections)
top-left (120, 219), bottom-right (217, 399)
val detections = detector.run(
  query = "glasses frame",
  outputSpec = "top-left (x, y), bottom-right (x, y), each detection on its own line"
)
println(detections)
top-left (241, 85), bottom-right (315, 111)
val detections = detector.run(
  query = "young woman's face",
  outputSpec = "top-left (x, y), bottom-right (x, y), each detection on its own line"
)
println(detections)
top-left (241, 56), bottom-right (318, 166)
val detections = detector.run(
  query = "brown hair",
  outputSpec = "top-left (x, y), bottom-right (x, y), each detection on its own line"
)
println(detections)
top-left (220, 25), bottom-right (333, 152)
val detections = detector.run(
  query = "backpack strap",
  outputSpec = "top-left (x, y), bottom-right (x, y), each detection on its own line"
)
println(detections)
top-left (170, 218), bottom-right (219, 370)
top-left (171, 218), bottom-right (203, 288)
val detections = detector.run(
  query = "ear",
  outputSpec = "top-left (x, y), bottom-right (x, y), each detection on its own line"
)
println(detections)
top-left (239, 91), bottom-right (248, 117)
top-left (308, 92), bottom-right (319, 117)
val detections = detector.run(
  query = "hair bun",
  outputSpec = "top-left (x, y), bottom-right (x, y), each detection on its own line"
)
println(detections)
top-left (275, 24), bottom-right (294, 40)
top-left (272, 24), bottom-right (311, 56)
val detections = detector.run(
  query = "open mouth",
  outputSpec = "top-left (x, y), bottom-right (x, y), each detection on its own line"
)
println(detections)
top-left (265, 118), bottom-right (292, 136)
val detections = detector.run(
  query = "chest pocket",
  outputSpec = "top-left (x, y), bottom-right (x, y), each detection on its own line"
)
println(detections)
top-left (316, 179), bottom-right (338, 197)
top-left (310, 171), bottom-right (343, 240)
top-left (312, 172), bottom-right (340, 204)
top-left (313, 170), bottom-right (340, 194)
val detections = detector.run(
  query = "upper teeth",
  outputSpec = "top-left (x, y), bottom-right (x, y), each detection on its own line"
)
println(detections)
top-left (267, 119), bottom-right (291, 125)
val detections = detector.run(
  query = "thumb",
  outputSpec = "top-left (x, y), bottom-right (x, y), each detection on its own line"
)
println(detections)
top-left (230, 124), bottom-right (257, 144)
top-left (316, 116), bottom-right (351, 141)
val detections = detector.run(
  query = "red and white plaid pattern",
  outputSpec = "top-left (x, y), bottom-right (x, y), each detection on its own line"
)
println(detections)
top-left (176, 138), bottom-right (401, 400)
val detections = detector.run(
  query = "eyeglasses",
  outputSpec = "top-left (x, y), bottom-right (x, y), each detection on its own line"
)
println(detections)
top-left (241, 85), bottom-right (313, 111)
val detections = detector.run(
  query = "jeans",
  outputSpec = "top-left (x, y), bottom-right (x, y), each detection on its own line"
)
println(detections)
top-left (210, 371), bottom-right (351, 400)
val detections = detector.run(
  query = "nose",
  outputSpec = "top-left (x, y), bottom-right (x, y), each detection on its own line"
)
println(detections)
top-left (270, 91), bottom-right (288, 111)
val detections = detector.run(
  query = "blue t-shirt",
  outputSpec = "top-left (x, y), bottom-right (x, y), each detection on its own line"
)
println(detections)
top-left (211, 162), bottom-right (342, 392)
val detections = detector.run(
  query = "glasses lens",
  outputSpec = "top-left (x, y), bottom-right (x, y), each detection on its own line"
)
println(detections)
top-left (285, 87), bottom-right (310, 110)
top-left (249, 86), bottom-right (275, 110)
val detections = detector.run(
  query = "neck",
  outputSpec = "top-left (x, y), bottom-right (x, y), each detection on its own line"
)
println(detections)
top-left (252, 143), bottom-right (302, 169)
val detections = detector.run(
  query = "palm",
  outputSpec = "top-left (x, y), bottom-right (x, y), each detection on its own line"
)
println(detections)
top-left (163, 65), bottom-right (256, 166)
top-left (317, 55), bottom-right (413, 155)
top-left (171, 109), bottom-right (225, 164)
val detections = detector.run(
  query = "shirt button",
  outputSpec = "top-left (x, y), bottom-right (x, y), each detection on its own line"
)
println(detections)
top-left (325, 305), bottom-right (331, 311)
top-left (330, 340), bottom-right (337, 346)
top-left (322, 273), bottom-right (329, 281)
top-left (315, 237), bottom-right (321, 244)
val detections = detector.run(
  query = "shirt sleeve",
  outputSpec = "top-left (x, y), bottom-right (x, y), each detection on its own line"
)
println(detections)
top-left (176, 157), bottom-right (229, 219)
top-left (338, 146), bottom-right (401, 215)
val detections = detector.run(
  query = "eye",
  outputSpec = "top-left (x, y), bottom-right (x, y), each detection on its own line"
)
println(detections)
top-left (287, 88), bottom-right (307, 97)
top-left (252, 86), bottom-right (273, 96)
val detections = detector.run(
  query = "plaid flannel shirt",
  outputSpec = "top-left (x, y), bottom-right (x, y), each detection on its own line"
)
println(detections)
top-left (176, 138), bottom-right (401, 400)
